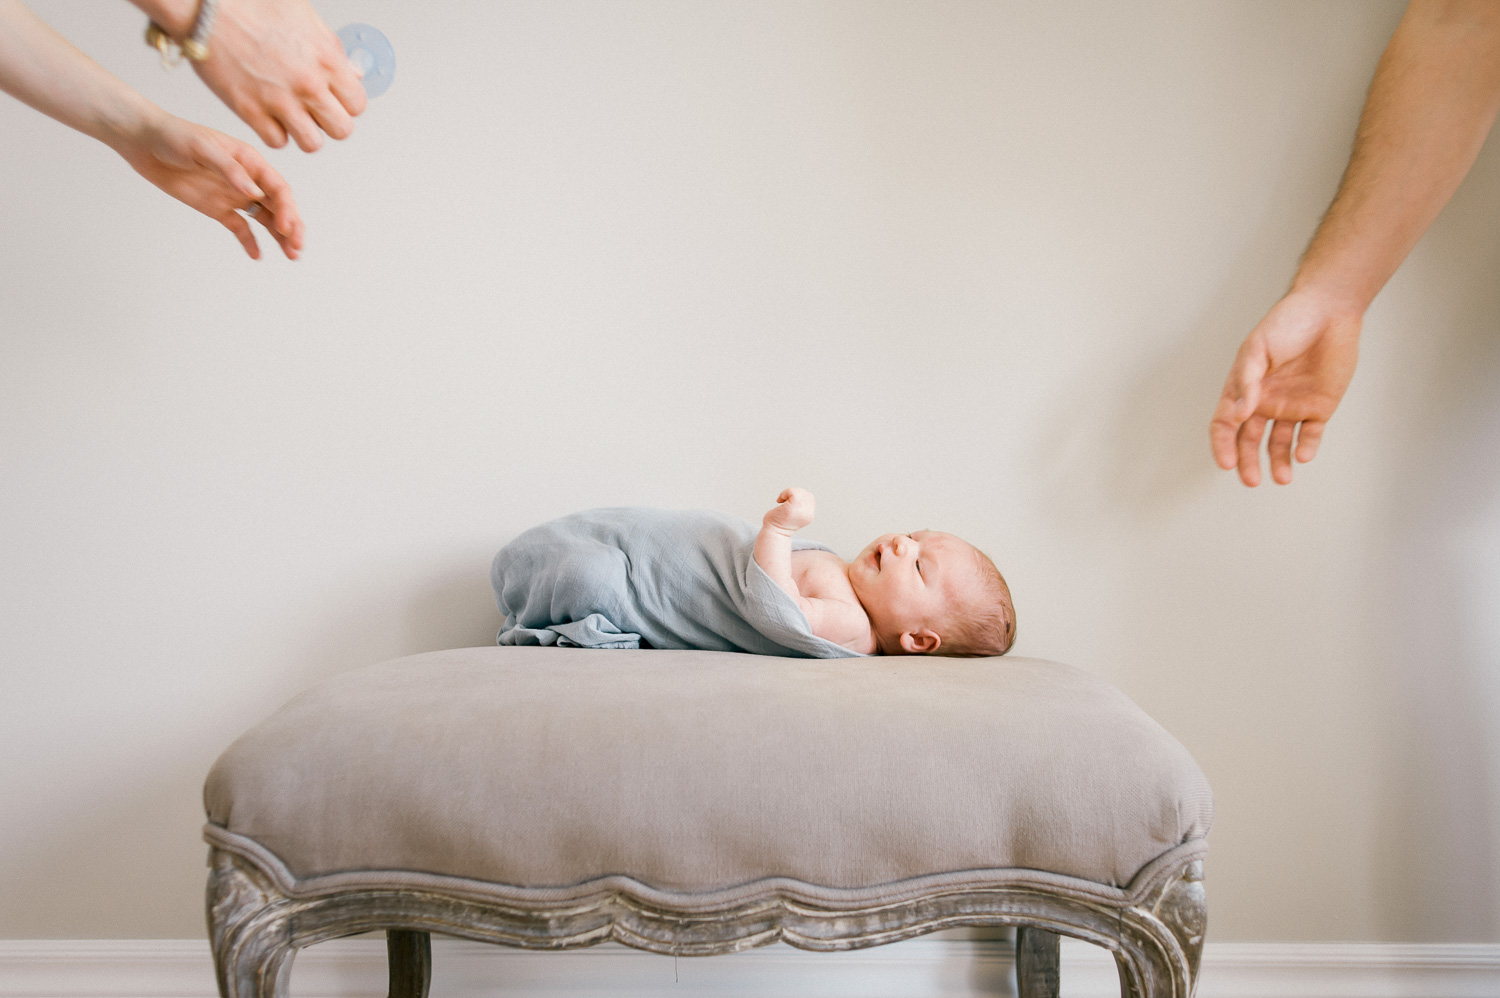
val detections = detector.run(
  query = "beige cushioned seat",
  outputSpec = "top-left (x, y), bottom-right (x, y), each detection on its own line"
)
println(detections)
top-left (204, 646), bottom-right (1211, 909)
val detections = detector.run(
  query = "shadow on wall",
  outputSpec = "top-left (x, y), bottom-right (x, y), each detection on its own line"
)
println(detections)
top-left (3, 753), bottom-right (213, 937)
top-left (1371, 238), bottom-right (1500, 941)
top-left (1026, 207), bottom-right (1319, 531)
top-left (2, 560), bottom-right (505, 939)
top-left (1027, 134), bottom-right (1500, 941)
top-left (281, 557), bottom-right (505, 694)
top-left (404, 563), bottom-right (507, 654)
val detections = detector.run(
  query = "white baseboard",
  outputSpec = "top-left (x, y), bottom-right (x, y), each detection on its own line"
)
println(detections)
top-left (3, 937), bottom-right (1499, 998)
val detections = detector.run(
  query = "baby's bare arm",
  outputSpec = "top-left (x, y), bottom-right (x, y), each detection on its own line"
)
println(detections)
top-left (753, 487), bottom-right (815, 606)
top-left (755, 489), bottom-right (876, 653)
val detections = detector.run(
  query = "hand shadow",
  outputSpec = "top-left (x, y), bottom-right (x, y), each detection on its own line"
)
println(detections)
top-left (1028, 212), bottom-right (1316, 532)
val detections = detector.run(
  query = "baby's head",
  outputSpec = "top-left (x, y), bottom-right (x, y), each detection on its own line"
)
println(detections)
top-left (847, 530), bottom-right (1014, 657)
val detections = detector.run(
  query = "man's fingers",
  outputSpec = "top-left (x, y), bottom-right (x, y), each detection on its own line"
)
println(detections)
top-left (1209, 395), bottom-right (1245, 470)
top-left (1295, 420), bottom-right (1326, 464)
top-left (1211, 336), bottom-right (1268, 472)
top-left (1230, 337), bottom-right (1269, 409)
top-left (219, 211), bottom-right (261, 259)
top-left (1235, 415), bottom-right (1267, 488)
top-left (1268, 419), bottom-right (1297, 485)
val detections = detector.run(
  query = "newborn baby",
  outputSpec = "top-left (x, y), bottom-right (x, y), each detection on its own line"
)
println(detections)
top-left (491, 491), bottom-right (1014, 659)
top-left (755, 487), bottom-right (1014, 656)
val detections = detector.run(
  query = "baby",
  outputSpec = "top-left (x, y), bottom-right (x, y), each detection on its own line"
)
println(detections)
top-left (755, 488), bottom-right (1014, 657)
top-left (492, 492), bottom-right (1015, 659)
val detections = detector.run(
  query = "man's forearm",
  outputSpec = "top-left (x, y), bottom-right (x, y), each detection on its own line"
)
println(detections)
top-left (1293, 1), bottom-right (1500, 313)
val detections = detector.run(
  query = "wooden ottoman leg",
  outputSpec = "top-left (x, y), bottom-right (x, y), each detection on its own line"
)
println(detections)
top-left (207, 849), bottom-right (297, 998)
top-left (1016, 927), bottom-right (1060, 998)
top-left (1114, 860), bottom-right (1207, 998)
top-left (386, 930), bottom-right (432, 998)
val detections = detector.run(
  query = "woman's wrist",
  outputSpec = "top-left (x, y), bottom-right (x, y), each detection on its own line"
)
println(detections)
top-left (128, 0), bottom-right (198, 39)
top-left (92, 92), bottom-right (167, 156)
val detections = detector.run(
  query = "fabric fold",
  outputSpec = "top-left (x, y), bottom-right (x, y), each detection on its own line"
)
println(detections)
top-left (491, 507), bottom-right (863, 658)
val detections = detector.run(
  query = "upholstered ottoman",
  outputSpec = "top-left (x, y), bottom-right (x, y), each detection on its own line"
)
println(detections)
top-left (203, 647), bottom-right (1211, 998)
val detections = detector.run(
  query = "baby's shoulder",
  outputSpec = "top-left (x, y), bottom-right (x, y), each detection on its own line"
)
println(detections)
top-left (790, 548), bottom-right (857, 599)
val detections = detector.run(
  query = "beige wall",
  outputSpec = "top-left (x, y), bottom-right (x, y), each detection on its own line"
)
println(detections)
top-left (3, 0), bottom-right (1496, 942)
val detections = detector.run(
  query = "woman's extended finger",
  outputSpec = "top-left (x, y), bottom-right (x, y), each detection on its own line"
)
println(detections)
top-left (1295, 420), bottom-right (1327, 464)
top-left (328, 57), bottom-right (367, 118)
top-left (236, 149), bottom-right (303, 248)
top-left (219, 210), bottom-right (261, 259)
top-left (1267, 419), bottom-right (1297, 485)
top-left (254, 208), bottom-right (300, 260)
top-left (306, 85), bottom-right (355, 140)
top-left (1236, 414), bottom-right (1268, 488)
top-left (241, 104), bottom-right (289, 149)
top-left (275, 100), bottom-right (324, 152)
top-left (192, 136), bottom-right (264, 201)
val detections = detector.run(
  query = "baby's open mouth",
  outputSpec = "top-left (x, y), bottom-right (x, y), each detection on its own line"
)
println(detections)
top-left (872, 548), bottom-right (882, 569)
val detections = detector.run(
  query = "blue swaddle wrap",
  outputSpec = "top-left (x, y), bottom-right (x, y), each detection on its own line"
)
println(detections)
top-left (491, 508), bottom-right (863, 659)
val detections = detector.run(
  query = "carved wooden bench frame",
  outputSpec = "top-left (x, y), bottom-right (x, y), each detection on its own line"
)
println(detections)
top-left (205, 843), bottom-right (1205, 998)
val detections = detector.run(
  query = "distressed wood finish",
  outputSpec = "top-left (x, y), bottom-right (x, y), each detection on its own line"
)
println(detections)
top-left (1016, 926), bottom-right (1060, 998)
top-left (207, 848), bottom-right (1205, 998)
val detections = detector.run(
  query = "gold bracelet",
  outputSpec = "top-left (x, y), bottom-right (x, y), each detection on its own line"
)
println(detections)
top-left (144, 0), bottom-right (218, 67)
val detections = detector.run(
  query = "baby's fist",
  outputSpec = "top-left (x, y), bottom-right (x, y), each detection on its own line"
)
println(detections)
top-left (765, 487), bottom-right (815, 531)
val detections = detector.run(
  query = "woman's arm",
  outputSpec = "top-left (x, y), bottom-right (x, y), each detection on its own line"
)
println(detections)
top-left (126, 0), bottom-right (365, 152)
top-left (0, 0), bottom-right (303, 258)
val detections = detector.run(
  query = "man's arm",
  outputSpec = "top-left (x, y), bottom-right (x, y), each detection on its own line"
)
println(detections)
top-left (1210, 1), bottom-right (1500, 486)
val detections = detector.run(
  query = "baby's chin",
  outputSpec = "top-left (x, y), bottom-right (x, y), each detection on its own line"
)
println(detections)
top-left (846, 551), bottom-right (879, 594)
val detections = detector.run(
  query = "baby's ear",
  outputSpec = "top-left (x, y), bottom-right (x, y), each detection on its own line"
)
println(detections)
top-left (899, 629), bottom-right (941, 654)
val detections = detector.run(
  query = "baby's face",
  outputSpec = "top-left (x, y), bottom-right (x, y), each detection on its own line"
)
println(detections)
top-left (847, 530), bottom-right (984, 653)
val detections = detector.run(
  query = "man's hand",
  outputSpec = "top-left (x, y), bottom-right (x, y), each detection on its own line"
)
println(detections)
top-left (1208, 3), bottom-right (1500, 488)
top-left (764, 487), bottom-right (815, 533)
top-left (1210, 290), bottom-right (1361, 487)
top-left (116, 110), bottom-right (304, 259)
top-left (137, 0), bottom-right (366, 151)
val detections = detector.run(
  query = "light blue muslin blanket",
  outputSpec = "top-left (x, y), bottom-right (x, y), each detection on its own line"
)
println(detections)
top-left (491, 507), bottom-right (863, 659)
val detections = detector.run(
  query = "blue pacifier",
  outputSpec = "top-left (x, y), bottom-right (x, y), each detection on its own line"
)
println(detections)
top-left (337, 24), bottom-right (395, 98)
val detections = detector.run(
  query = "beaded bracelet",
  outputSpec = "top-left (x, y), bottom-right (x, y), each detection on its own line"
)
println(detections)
top-left (144, 0), bottom-right (219, 67)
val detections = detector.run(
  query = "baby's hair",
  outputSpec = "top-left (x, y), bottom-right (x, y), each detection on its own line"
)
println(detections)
top-left (938, 546), bottom-right (1016, 658)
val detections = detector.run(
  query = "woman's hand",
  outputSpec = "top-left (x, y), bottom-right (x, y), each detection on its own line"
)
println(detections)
top-left (113, 110), bottom-right (304, 260)
top-left (131, 0), bottom-right (366, 152)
